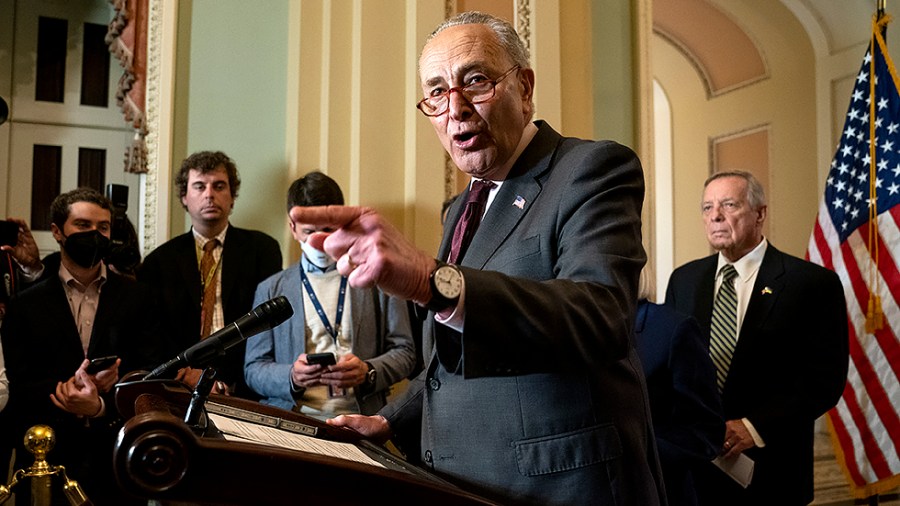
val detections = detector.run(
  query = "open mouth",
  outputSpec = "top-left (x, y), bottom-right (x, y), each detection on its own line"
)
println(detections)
top-left (453, 130), bottom-right (480, 148)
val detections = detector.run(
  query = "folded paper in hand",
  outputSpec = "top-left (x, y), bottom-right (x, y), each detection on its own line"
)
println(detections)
top-left (713, 453), bottom-right (754, 488)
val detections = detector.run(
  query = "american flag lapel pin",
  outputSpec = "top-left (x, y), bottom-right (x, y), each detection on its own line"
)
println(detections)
top-left (761, 287), bottom-right (773, 295)
top-left (513, 195), bottom-right (526, 209)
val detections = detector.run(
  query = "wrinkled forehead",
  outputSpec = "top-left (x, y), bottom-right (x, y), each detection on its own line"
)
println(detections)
top-left (419, 24), bottom-right (512, 83)
top-left (703, 176), bottom-right (748, 202)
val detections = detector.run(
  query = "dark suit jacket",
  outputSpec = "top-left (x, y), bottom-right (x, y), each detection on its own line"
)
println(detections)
top-left (1, 268), bottom-right (163, 504)
top-left (635, 300), bottom-right (723, 506)
top-left (665, 244), bottom-right (849, 504)
top-left (382, 121), bottom-right (665, 505)
top-left (139, 226), bottom-right (282, 396)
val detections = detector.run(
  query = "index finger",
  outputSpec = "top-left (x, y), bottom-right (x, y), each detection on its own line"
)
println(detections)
top-left (289, 205), bottom-right (365, 230)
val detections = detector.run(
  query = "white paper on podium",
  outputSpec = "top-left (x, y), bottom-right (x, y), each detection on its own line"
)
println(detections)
top-left (208, 413), bottom-right (384, 468)
top-left (712, 453), bottom-right (754, 488)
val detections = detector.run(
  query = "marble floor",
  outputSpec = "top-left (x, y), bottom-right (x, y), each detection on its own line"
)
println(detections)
top-left (812, 431), bottom-right (899, 505)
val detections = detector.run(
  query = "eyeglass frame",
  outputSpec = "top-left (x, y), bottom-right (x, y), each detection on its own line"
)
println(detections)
top-left (416, 65), bottom-right (521, 117)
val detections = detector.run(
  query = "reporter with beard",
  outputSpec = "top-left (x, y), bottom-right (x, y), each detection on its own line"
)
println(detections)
top-left (1, 188), bottom-right (163, 505)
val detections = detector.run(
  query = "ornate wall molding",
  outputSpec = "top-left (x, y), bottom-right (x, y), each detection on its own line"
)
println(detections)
top-left (141, 0), bottom-right (162, 253)
top-left (516, 0), bottom-right (532, 57)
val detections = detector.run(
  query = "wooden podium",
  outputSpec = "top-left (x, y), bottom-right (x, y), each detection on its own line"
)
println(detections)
top-left (114, 379), bottom-right (497, 505)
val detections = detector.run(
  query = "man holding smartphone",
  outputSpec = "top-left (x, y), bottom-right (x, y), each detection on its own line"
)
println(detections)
top-left (244, 172), bottom-right (416, 419)
top-left (1, 188), bottom-right (162, 505)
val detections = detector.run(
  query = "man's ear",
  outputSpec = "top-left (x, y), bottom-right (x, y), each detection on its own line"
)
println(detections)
top-left (518, 67), bottom-right (536, 118)
top-left (50, 223), bottom-right (63, 243)
top-left (757, 205), bottom-right (768, 224)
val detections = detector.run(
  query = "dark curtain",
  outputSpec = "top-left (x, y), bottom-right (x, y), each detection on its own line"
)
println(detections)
top-left (106, 0), bottom-right (149, 174)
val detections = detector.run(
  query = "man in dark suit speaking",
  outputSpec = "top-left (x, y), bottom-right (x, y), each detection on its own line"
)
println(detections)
top-left (665, 170), bottom-right (849, 505)
top-left (290, 11), bottom-right (665, 506)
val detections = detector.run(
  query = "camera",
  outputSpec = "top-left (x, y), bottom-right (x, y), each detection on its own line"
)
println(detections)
top-left (105, 184), bottom-right (141, 274)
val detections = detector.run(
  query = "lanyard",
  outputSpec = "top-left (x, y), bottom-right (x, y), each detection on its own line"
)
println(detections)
top-left (299, 267), bottom-right (348, 342)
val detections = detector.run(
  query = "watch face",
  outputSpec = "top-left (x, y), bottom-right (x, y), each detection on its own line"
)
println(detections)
top-left (434, 265), bottom-right (462, 298)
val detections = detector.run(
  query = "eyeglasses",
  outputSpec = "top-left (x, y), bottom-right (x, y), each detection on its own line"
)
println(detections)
top-left (416, 65), bottom-right (520, 117)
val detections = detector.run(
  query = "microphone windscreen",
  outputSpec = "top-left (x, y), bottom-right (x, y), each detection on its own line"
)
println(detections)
top-left (247, 296), bottom-right (293, 333)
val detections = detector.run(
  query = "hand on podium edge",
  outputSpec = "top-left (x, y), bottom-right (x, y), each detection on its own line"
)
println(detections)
top-left (327, 414), bottom-right (392, 444)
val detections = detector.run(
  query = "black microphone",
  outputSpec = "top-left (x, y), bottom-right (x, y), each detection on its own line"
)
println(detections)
top-left (144, 296), bottom-right (293, 380)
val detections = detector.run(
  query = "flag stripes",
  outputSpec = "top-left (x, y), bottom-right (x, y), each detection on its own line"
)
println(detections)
top-left (807, 16), bottom-right (900, 495)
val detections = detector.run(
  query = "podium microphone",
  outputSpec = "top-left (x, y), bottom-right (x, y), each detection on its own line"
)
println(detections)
top-left (144, 296), bottom-right (293, 380)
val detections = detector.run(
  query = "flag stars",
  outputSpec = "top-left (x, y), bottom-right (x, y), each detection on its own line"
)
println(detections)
top-left (857, 69), bottom-right (869, 84)
top-left (846, 126), bottom-right (857, 138)
top-left (878, 97), bottom-right (890, 110)
top-left (838, 162), bottom-right (850, 175)
top-left (894, 164), bottom-right (900, 177)
top-left (889, 122), bottom-right (899, 134)
top-left (832, 197), bottom-right (845, 209)
top-left (878, 158), bottom-right (890, 171)
top-left (853, 89), bottom-right (865, 102)
top-left (857, 172), bottom-right (868, 185)
top-left (835, 180), bottom-right (847, 192)
top-left (849, 108), bottom-right (861, 121)
top-left (889, 182), bottom-right (900, 195)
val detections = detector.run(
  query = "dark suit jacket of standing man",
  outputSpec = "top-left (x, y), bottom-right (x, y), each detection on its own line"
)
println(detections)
top-left (139, 225), bottom-right (282, 397)
top-left (1, 269), bottom-right (163, 504)
top-left (634, 299), bottom-right (723, 506)
top-left (382, 121), bottom-right (665, 506)
top-left (665, 244), bottom-right (849, 504)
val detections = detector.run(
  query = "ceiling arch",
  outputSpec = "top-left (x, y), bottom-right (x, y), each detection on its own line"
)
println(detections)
top-left (653, 0), bottom-right (768, 97)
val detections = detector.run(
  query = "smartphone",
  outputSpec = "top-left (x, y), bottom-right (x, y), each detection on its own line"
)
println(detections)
top-left (86, 355), bottom-right (118, 374)
top-left (0, 220), bottom-right (18, 248)
top-left (306, 352), bottom-right (336, 366)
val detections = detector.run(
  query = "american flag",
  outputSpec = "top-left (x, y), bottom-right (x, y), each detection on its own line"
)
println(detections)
top-left (806, 16), bottom-right (900, 497)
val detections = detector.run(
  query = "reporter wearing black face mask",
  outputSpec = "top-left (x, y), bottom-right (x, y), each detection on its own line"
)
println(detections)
top-left (0, 188), bottom-right (164, 505)
top-left (60, 229), bottom-right (111, 269)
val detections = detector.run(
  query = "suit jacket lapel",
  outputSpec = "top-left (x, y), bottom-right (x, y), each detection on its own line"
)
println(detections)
top-left (697, 257), bottom-right (718, 326)
top-left (176, 232), bottom-right (202, 309)
top-left (741, 246), bottom-right (785, 338)
top-left (220, 226), bottom-right (241, 316)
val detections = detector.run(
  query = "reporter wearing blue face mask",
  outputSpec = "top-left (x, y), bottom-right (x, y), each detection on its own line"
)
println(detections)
top-left (243, 172), bottom-right (416, 420)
